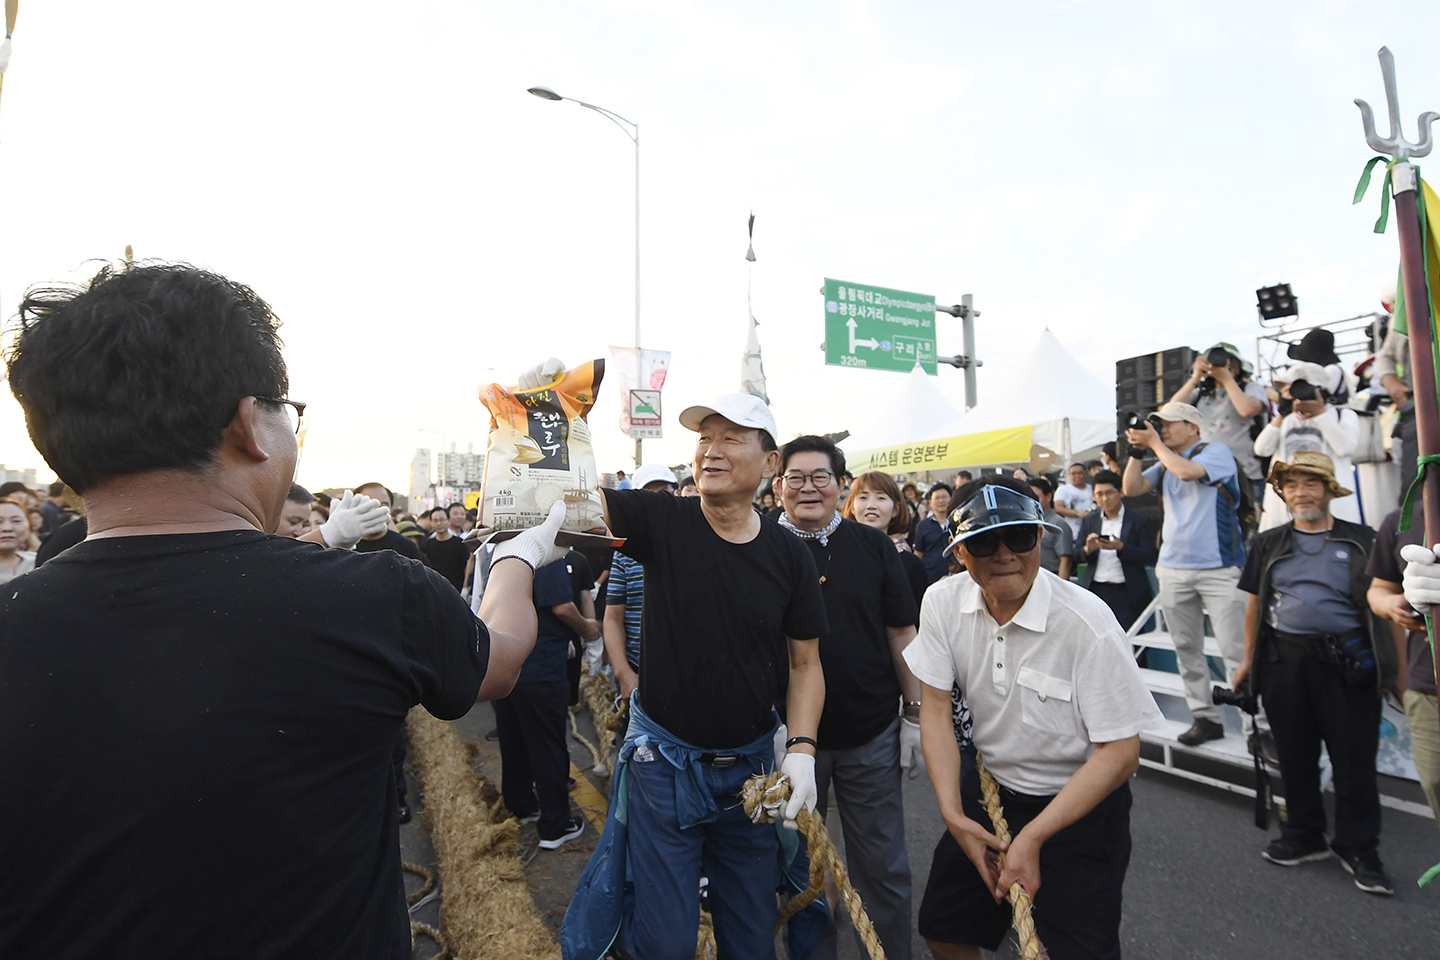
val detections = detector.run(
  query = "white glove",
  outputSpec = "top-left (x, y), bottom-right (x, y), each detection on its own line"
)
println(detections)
top-left (1400, 543), bottom-right (1440, 614)
top-left (779, 752), bottom-right (817, 830)
top-left (772, 723), bottom-right (789, 770)
top-left (491, 501), bottom-right (568, 572)
top-left (585, 638), bottom-right (605, 676)
top-left (899, 718), bottom-right (924, 779)
top-left (518, 357), bottom-right (567, 390)
top-left (319, 491), bottom-right (389, 549)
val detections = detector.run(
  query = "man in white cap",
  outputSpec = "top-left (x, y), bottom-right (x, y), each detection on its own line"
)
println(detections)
top-left (538, 375), bottom-right (826, 960)
top-left (1253, 362), bottom-right (1360, 531)
top-left (602, 461), bottom-right (680, 695)
top-left (1123, 401), bottom-right (1248, 747)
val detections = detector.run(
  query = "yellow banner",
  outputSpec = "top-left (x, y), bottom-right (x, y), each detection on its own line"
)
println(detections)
top-left (848, 425), bottom-right (1034, 474)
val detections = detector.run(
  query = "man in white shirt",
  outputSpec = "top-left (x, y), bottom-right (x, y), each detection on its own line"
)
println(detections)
top-left (1074, 471), bottom-right (1158, 632)
top-left (1052, 463), bottom-right (1094, 539)
top-left (905, 477), bottom-right (1161, 960)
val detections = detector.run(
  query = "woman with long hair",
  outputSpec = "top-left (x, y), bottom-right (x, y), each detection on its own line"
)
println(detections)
top-left (844, 472), bottom-right (928, 609)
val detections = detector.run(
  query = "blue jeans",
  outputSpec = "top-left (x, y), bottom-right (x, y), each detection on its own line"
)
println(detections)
top-left (625, 751), bottom-right (781, 960)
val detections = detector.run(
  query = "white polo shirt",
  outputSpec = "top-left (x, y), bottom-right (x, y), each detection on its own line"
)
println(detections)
top-left (904, 569), bottom-right (1162, 795)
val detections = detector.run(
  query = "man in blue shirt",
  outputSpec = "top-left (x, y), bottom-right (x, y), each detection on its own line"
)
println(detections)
top-left (495, 550), bottom-right (600, 850)
top-left (1123, 401), bottom-right (1246, 747)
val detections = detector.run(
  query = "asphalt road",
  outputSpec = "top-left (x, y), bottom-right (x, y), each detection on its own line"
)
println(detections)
top-left (401, 700), bottom-right (1440, 960)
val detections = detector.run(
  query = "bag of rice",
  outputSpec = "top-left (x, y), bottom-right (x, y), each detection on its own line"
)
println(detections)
top-left (477, 359), bottom-right (615, 544)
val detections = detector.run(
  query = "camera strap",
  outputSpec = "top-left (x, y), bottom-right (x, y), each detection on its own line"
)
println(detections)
top-left (1251, 722), bottom-right (1271, 830)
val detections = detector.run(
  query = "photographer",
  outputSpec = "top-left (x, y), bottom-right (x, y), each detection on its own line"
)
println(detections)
top-left (1253, 362), bottom-right (1359, 531)
top-left (1231, 453), bottom-right (1396, 895)
top-left (1172, 342), bottom-right (1268, 501)
top-left (1123, 402), bottom-right (1247, 747)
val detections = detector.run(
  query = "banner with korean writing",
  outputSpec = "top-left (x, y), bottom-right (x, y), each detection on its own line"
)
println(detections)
top-left (610, 347), bottom-right (671, 439)
top-left (848, 425), bottom-right (1033, 473)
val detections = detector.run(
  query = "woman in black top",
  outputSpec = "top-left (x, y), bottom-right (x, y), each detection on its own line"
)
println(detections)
top-left (844, 471), bottom-right (928, 610)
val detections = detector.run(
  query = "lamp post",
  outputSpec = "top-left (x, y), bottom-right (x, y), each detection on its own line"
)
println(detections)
top-left (528, 84), bottom-right (644, 467)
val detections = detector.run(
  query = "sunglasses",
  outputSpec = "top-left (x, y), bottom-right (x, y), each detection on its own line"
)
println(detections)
top-left (958, 525), bottom-right (1041, 558)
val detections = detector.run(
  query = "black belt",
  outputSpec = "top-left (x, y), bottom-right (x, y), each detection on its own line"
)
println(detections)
top-left (1272, 629), bottom-right (1363, 645)
top-left (698, 753), bottom-right (740, 768)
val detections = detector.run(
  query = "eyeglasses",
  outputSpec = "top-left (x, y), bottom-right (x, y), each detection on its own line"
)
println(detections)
top-left (959, 525), bottom-right (1041, 558)
top-left (781, 470), bottom-right (835, 490)
top-left (255, 396), bottom-right (307, 435)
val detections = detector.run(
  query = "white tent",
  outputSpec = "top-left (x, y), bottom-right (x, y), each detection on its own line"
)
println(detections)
top-left (841, 329), bottom-right (1117, 474)
top-left (839, 365), bottom-right (964, 455)
top-left (922, 328), bottom-right (1115, 460)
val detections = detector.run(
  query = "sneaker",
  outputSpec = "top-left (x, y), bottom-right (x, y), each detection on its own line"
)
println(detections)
top-left (485, 728), bottom-right (500, 742)
top-left (1262, 836), bottom-right (1332, 866)
top-left (538, 817), bottom-right (586, 850)
top-left (1337, 850), bottom-right (1394, 895)
top-left (516, 812), bottom-right (540, 825)
top-left (397, 795), bottom-right (412, 825)
top-left (1177, 718), bottom-right (1225, 747)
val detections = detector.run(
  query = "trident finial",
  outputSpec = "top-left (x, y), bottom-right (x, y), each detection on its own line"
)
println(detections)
top-left (1355, 46), bottom-right (1439, 160)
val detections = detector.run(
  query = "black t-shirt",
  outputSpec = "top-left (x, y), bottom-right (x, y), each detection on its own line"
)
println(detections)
top-left (795, 521), bottom-right (919, 749)
top-left (524, 551), bottom-right (595, 686)
top-left (1367, 507), bottom-right (1437, 697)
top-left (355, 529), bottom-right (424, 563)
top-left (604, 489), bottom-right (829, 747)
top-left (898, 548), bottom-right (929, 613)
top-left (35, 516), bottom-right (87, 567)
top-left (419, 533), bottom-right (469, 591)
top-left (0, 531), bottom-right (488, 959)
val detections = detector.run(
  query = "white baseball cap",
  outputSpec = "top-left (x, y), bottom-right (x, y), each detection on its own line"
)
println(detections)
top-left (1150, 401), bottom-right (1202, 425)
top-left (632, 463), bottom-right (679, 489)
top-left (678, 393), bottom-right (778, 443)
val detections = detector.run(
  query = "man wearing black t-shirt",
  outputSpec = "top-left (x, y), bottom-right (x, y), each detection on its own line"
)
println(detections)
top-left (0, 263), bottom-right (567, 960)
top-left (557, 383), bottom-right (827, 960)
top-left (353, 481), bottom-right (425, 563)
top-left (421, 505), bottom-right (469, 591)
top-left (1366, 504), bottom-right (1440, 831)
top-left (496, 550), bottom-right (599, 849)
top-left (777, 436), bottom-right (921, 960)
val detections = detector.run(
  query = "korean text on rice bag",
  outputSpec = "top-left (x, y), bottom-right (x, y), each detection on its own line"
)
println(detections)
top-left (479, 359), bottom-right (608, 536)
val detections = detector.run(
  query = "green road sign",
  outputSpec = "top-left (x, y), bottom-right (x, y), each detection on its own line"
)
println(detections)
top-left (823, 278), bottom-right (937, 374)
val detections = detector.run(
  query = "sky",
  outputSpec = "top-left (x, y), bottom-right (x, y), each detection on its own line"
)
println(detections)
top-left (2, 1), bottom-right (1438, 495)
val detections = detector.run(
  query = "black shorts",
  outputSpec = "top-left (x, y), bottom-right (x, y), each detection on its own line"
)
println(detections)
top-left (918, 775), bottom-right (1132, 960)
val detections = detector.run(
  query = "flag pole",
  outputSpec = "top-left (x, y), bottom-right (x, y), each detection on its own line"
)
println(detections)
top-left (1356, 51), bottom-right (1440, 890)
top-left (1355, 47), bottom-right (1440, 548)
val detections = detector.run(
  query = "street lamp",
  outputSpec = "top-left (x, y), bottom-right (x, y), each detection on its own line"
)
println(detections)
top-left (528, 84), bottom-right (644, 467)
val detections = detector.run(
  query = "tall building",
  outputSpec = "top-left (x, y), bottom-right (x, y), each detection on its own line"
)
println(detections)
top-left (435, 443), bottom-right (485, 487)
top-left (0, 465), bottom-right (39, 486)
top-left (409, 449), bottom-right (432, 504)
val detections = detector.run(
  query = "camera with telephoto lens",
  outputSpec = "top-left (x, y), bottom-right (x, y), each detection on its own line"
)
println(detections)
top-left (1124, 411), bottom-right (1146, 431)
top-left (1288, 378), bottom-right (1319, 402)
top-left (1213, 680), bottom-right (1257, 715)
top-left (1206, 346), bottom-right (1232, 368)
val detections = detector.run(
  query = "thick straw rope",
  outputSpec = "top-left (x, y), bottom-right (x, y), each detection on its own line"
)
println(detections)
top-left (739, 771), bottom-right (888, 960)
top-left (973, 752), bottom-right (1045, 960)
top-left (568, 705), bottom-right (608, 775)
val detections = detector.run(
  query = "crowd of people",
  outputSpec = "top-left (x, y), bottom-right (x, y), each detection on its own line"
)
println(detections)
top-left (1, 264), bottom-right (1438, 960)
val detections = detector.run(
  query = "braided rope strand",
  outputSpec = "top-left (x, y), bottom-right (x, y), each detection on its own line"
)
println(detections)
top-left (740, 771), bottom-right (888, 960)
top-left (973, 752), bottom-right (1045, 960)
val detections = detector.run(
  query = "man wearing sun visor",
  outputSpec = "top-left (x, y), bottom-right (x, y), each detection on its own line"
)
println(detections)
top-left (904, 477), bottom-right (1161, 960)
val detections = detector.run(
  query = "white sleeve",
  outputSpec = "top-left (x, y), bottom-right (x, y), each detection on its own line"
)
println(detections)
top-left (1319, 407), bottom-right (1359, 458)
top-left (904, 589), bottom-right (959, 691)
top-left (1072, 622), bottom-right (1163, 743)
top-left (1253, 421), bottom-right (1280, 457)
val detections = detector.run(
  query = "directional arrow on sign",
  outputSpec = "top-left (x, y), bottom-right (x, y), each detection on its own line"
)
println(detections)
top-left (847, 317), bottom-right (880, 353)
